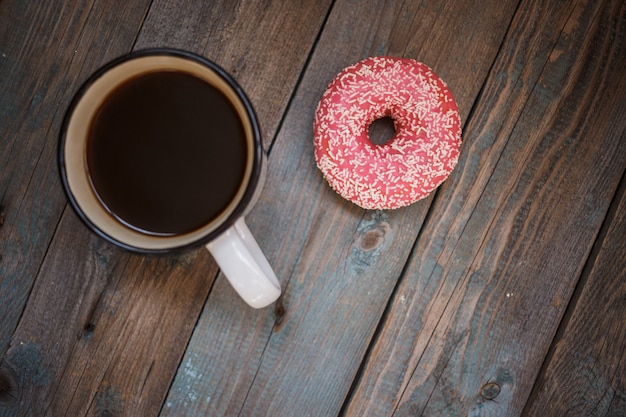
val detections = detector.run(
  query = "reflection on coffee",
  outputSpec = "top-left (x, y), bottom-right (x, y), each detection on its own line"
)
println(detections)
top-left (86, 71), bottom-right (247, 235)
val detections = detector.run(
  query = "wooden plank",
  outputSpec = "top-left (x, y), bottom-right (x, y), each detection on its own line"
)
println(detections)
top-left (0, 0), bottom-right (152, 358)
top-left (160, 0), bottom-right (521, 416)
top-left (523, 175), bottom-right (626, 415)
top-left (135, 0), bottom-right (331, 149)
top-left (343, 0), bottom-right (626, 415)
top-left (1, 0), bottom-right (334, 416)
top-left (0, 214), bottom-right (213, 416)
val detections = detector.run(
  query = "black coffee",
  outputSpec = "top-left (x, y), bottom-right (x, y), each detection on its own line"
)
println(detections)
top-left (87, 70), bottom-right (248, 235)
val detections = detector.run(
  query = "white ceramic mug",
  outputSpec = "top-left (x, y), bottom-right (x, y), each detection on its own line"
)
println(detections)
top-left (59, 49), bottom-right (280, 308)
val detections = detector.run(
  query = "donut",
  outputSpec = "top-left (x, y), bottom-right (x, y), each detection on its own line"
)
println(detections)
top-left (313, 56), bottom-right (461, 210)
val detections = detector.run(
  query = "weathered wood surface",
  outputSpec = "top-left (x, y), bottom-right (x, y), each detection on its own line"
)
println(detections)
top-left (1, 0), bottom-right (332, 415)
top-left (1, 0), bottom-right (625, 417)
top-left (159, 0), bottom-right (523, 416)
top-left (0, 0), bottom-right (154, 356)
top-left (525, 173), bottom-right (626, 416)
top-left (345, 0), bottom-right (626, 415)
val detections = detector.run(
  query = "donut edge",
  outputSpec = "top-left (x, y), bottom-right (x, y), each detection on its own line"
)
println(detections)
top-left (313, 56), bottom-right (462, 210)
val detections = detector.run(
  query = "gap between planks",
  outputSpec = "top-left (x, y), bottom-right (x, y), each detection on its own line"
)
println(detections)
top-left (266, 0), bottom-right (338, 156)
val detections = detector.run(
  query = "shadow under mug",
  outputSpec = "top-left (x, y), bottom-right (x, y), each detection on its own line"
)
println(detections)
top-left (58, 48), bottom-right (280, 309)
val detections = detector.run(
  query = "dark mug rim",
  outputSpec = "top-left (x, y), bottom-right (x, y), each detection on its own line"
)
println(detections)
top-left (58, 48), bottom-right (263, 254)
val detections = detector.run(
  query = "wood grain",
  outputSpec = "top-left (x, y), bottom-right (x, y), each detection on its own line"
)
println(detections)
top-left (1, 0), bottom-right (333, 416)
top-left (1, 0), bottom-right (624, 415)
top-left (0, 0), bottom-right (152, 355)
top-left (160, 0), bottom-right (521, 416)
top-left (1, 214), bottom-right (211, 416)
top-left (344, 0), bottom-right (626, 415)
top-left (342, 0), bottom-right (585, 411)
top-left (523, 175), bottom-right (626, 415)
top-left (136, 0), bottom-right (333, 149)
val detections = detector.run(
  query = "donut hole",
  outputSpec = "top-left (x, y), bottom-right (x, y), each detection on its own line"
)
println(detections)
top-left (368, 116), bottom-right (396, 146)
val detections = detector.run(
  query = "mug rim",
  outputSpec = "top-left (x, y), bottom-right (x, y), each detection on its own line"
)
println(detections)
top-left (58, 48), bottom-right (263, 254)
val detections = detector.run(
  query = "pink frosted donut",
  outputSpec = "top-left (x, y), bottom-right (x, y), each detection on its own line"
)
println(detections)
top-left (313, 56), bottom-right (461, 210)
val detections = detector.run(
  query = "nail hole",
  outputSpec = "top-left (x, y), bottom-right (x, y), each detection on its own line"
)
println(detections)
top-left (81, 321), bottom-right (96, 340)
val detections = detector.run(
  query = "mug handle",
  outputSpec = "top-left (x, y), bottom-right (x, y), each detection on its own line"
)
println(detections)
top-left (205, 217), bottom-right (281, 308)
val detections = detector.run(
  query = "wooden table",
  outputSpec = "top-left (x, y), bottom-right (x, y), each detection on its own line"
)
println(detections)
top-left (1, 0), bottom-right (625, 416)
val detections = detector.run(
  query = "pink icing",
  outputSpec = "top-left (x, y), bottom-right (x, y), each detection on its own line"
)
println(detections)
top-left (314, 56), bottom-right (461, 210)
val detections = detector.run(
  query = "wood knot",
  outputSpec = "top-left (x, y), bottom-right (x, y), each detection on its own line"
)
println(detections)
top-left (96, 383), bottom-right (124, 417)
top-left (273, 298), bottom-right (286, 331)
top-left (480, 382), bottom-right (501, 400)
top-left (0, 368), bottom-right (18, 404)
top-left (359, 229), bottom-right (385, 251)
top-left (350, 211), bottom-right (390, 272)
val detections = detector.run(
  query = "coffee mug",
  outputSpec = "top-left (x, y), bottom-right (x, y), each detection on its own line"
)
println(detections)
top-left (58, 48), bottom-right (281, 308)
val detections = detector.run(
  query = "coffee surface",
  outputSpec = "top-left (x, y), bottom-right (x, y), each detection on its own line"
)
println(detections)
top-left (87, 70), bottom-right (248, 235)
